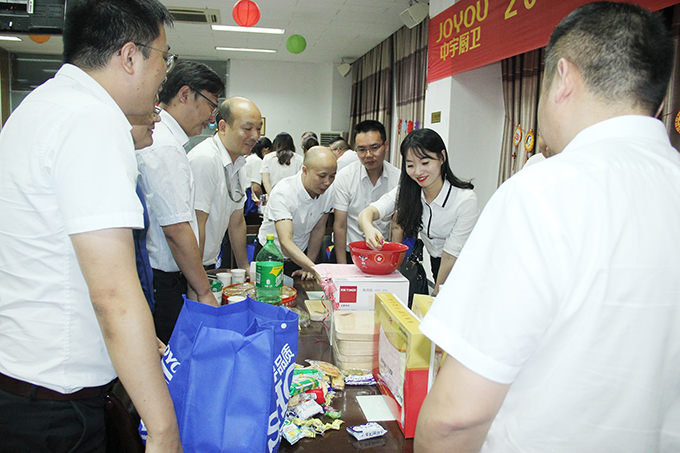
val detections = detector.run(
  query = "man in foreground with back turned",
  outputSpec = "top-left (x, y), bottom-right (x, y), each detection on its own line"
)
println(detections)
top-left (0, 0), bottom-right (182, 451)
top-left (415, 3), bottom-right (680, 452)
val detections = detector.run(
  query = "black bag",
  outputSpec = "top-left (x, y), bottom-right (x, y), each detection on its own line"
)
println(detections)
top-left (398, 239), bottom-right (429, 308)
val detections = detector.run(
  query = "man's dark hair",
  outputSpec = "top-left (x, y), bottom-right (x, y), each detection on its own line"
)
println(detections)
top-left (158, 60), bottom-right (225, 104)
top-left (301, 131), bottom-right (317, 140)
top-left (63, 0), bottom-right (173, 70)
top-left (302, 136), bottom-right (319, 153)
top-left (544, 2), bottom-right (673, 115)
top-left (329, 136), bottom-right (349, 151)
top-left (353, 120), bottom-right (386, 144)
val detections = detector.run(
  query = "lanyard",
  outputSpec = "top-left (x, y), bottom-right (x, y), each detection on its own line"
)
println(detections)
top-left (215, 136), bottom-right (245, 203)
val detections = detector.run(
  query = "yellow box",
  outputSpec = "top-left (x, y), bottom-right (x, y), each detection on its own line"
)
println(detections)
top-left (411, 294), bottom-right (434, 320)
top-left (373, 292), bottom-right (432, 438)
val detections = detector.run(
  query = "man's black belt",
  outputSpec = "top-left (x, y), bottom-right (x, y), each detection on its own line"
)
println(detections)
top-left (0, 372), bottom-right (112, 401)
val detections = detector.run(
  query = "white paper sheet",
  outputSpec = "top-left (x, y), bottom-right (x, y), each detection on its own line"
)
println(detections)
top-left (356, 395), bottom-right (396, 422)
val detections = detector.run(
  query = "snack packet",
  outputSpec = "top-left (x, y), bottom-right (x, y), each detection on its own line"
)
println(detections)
top-left (346, 422), bottom-right (388, 441)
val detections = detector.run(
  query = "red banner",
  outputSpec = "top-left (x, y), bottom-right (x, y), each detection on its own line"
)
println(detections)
top-left (427, 0), bottom-right (680, 83)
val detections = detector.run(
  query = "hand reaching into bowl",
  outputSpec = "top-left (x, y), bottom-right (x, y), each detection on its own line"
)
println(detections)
top-left (358, 205), bottom-right (385, 250)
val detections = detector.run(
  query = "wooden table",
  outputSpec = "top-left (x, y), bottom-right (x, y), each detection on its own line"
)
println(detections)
top-left (279, 279), bottom-right (414, 453)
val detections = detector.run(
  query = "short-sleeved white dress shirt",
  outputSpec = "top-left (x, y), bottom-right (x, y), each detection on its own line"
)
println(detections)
top-left (333, 160), bottom-right (400, 249)
top-left (258, 173), bottom-right (334, 257)
top-left (0, 64), bottom-right (142, 393)
top-left (188, 135), bottom-right (247, 265)
top-left (244, 153), bottom-right (263, 185)
top-left (336, 149), bottom-right (359, 172)
top-left (420, 116), bottom-right (680, 452)
top-left (260, 151), bottom-right (303, 189)
top-left (371, 180), bottom-right (479, 258)
top-left (136, 110), bottom-right (198, 272)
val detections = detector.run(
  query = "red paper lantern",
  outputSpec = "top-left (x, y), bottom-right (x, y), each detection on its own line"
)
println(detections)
top-left (29, 35), bottom-right (50, 44)
top-left (232, 0), bottom-right (260, 27)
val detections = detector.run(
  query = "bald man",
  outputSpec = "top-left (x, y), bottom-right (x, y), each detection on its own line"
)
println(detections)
top-left (257, 146), bottom-right (337, 281)
top-left (188, 97), bottom-right (262, 275)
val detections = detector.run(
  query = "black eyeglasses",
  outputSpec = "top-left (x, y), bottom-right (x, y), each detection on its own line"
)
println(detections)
top-left (192, 89), bottom-right (219, 116)
top-left (135, 43), bottom-right (177, 72)
top-left (356, 143), bottom-right (384, 155)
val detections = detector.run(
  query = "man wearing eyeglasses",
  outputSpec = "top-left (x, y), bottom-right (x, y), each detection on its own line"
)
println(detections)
top-left (0, 0), bottom-right (183, 452)
top-left (333, 120), bottom-right (400, 264)
top-left (136, 60), bottom-right (225, 344)
top-left (188, 97), bottom-right (262, 274)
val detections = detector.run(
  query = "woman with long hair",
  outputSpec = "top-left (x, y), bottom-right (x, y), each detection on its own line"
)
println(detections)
top-left (359, 128), bottom-right (479, 295)
top-left (260, 132), bottom-right (304, 193)
top-left (245, 136), bottom-right (272, 199)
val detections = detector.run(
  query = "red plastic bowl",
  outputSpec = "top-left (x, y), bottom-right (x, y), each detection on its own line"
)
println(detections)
top-left (348, 241), bottom-right (409, 275)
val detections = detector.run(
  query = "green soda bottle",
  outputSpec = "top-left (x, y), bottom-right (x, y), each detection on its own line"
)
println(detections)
top-left (255, 234), bottom-right (284, 304)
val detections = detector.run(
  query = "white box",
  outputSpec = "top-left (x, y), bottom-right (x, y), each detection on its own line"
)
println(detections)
top-left (315, 264), bottom-right (409, 311)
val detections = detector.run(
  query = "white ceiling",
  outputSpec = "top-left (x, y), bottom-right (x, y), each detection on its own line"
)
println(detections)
top-left (0, 0), bottom-right (417, 64)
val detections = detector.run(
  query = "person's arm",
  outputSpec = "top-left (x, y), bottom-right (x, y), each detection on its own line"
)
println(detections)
top-left (70, 229), bottom-right (182, 453)
top-left (390, 214), bottom-right (404, 244)
top-left (306, 213), bottom-right (329, 264)
top-left (161, 222), bottom-right (216, 306)
top-left (275, 219), bottom-right (319, 281)
top-left (414, 356), bottom-right (509, 453)
top-left (227, 208), bottom-right (250, 279)
top-left (433, 251), bottom-right (457, 296)
top-left (358, 205), bottom-right (384, 250)
top-left (262, 172), bottom-right (273, 195)
top-left (195, 209), bottom-right (209, 262)
top-left (251, 182), bottom-right (263, 198)
top-left (333, 209), bottom-right (349, 264)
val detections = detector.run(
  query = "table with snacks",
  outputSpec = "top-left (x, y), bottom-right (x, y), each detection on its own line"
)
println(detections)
top-left (277, 277), bottom-right (414, 453)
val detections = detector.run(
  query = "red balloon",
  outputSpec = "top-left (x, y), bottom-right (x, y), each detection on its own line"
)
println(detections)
top-left (232, 0), bottom-right (260, 27)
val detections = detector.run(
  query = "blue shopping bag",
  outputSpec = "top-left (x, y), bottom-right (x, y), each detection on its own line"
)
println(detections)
top-left (159, 296), bottom-right (298, 453)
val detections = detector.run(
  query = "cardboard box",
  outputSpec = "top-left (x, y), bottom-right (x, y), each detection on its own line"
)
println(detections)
top-left (411, 294), bottom-right (445, 387)
top-left (315, 264), bottom-right (409, 311)
top-left (411, 294), bottom-right (434, 320)
top-left (373, 292), bottom-right (432, 438)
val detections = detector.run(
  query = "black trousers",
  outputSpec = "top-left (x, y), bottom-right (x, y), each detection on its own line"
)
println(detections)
top-left (430, 256), bottom-right (441, 281)
top-left (0, 388), bottom-right (107, 453)
top-left (152, 269), bottom-right (187, 344)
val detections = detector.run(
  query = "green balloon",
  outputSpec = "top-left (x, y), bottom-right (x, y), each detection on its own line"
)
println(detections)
top-left (286, 34), bottom-right (306, 54)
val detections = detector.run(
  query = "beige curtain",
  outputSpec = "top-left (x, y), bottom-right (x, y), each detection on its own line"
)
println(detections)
top-left (393, 19), bottom-right (429, 169)
top-left (661, 4), bottom-right (680, 151)
top-left (498, 49), bottom-right (544, 185)
top-left (349, 38), bottom-right (393, 146)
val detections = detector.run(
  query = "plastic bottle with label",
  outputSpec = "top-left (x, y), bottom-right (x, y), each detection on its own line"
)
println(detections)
top-left (255, 234), bottom-right (284, 304)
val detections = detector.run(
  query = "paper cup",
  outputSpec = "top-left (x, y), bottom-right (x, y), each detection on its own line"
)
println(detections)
top-left (228, 295), bottom-right (246, 304)
top-left (216, 272), bottom-right (232, 286)
top-left (231, 269), bottom-right (246, 284)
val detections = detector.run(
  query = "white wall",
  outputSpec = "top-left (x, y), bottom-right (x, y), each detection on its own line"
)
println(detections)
top-left (228, 60), bottom-right (351, 146)
top-left (424, 0), bottom-right (505, 209)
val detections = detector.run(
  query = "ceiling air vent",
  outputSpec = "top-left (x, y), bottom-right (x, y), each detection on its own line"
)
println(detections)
top-left (167, 8), bottom-right (221, 25)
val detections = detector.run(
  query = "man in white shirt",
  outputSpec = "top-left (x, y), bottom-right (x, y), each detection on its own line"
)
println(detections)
top-left (329, 136), bottom-right (359, 172)
top-left (188, 97), bottom-right (262, 274)
top-left (136, 60), bottom-right (224, 343)
top-left (258, 147), bottom-right (337, 281)
top-left (0, 1), bottom-right (182, 451)
top-left (416, 3), bottom-right (680, 453)
top-left (333, 121), bottom-right (399, 263)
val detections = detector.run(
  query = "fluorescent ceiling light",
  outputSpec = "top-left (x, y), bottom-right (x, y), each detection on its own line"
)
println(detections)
top-left (0, 36), bottom-right (22, 41)
top-left (212, 25), bottom-right (284, 34)
top-left (216, 46), bottom-right (276, 53)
